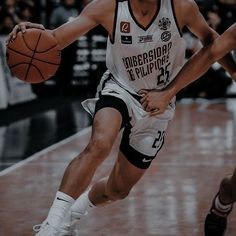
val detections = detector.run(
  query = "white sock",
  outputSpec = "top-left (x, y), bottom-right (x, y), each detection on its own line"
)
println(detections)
top-left (215, 195), bottom-right (232, 213)
top-left (46, 191), bottom-right (75, 227)
top-left (71, 190), bottom-right (96, 215)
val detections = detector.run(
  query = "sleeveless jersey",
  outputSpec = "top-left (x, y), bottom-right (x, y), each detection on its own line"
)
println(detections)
top-left (106, 0), bottom-right (186, 94)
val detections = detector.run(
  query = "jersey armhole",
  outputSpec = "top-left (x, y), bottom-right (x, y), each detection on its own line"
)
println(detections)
top-left (109, 0), bottom-right (119, 44)
top-left (170, 0), bottom-right (183, 37)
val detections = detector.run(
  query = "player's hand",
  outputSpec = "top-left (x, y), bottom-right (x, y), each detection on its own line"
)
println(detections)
top-left (6, 22), bottom-right (45, 45)
top-left (139, 89), bottom-right (173, 116)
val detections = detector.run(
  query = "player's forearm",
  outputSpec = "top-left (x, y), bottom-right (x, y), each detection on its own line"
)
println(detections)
top-left (51, 17), bottom-right (96, 50)
top-left (50, 2), bottom-right (99, 50)
top-left (200, 29), bottom-right (236, 78)
top-left (165, 45), bottom-right (215, 98)
top-left (217, 53), bottom-right (236, 78)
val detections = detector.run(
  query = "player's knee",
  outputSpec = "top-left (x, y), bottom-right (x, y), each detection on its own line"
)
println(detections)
top-left (87, 138), bottom-right (113, 158)
top-left (106, 186), bottom-right (130, 200)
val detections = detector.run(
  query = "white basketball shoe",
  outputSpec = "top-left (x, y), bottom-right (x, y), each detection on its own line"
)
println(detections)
top-left (33, 211), bottom-right (86, 236)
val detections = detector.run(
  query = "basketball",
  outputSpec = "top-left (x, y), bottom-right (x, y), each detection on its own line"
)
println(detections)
top-left (6, 28), bottom-right (61, 84)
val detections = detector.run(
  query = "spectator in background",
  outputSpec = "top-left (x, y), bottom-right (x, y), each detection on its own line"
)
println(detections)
top-left (206, 6), bottom-right (222, 32)
top-left (49, 0), bottom-right (78, 94)
top-left (178, 2), bottom-right (232, 99)
top-left (217, 0), bottom-right (236, 32)
top-left (0, 0), bottom-right (20, 26)
top-left (0, 12), bottom-right (15, 35)
top-left (17, 0), bottom-right (35, 22)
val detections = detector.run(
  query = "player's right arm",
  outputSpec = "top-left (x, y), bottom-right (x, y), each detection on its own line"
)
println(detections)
top-left (6, 0), bottom-right (115, 49)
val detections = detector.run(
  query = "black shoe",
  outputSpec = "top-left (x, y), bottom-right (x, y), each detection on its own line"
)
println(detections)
top-left (204, 212), bottom-right (227, 236)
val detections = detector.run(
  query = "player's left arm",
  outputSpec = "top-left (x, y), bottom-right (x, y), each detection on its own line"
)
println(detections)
top-left (140, 24), bottom-right (236, 115)
top-left (183, 0), bottom-right (236, 79)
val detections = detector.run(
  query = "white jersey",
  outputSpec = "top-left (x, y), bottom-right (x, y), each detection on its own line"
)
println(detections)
top-left (106, 0), bottom-right (186, 94)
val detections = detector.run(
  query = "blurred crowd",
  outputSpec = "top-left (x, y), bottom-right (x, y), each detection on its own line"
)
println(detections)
top-left (0, 0), bottom-right (235, 99)
top-left (0, 0), bottom-right (92, 35)
top-left (0, 0), bottom-right (235, 36)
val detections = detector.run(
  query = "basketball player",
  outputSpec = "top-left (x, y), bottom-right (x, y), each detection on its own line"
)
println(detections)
top-left (140, 23), bottom-right (236, 236)
top-left (7, 1), bottom-right (236, 235)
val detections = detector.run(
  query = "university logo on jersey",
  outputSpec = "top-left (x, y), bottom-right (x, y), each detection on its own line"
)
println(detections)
top-left (161, 31), bottom-right (171, 42)
top-left (121, 35), bottom-right (132, 44)
top-left (158, 17), bottom-right (171, 31)
top-left (138, 35), bottom-right (153, 43)
top-left (120, 22), bottom-right (131, 33)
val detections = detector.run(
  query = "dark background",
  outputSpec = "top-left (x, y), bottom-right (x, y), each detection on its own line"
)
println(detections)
top-left (0, 0), bottom-right (235, 171)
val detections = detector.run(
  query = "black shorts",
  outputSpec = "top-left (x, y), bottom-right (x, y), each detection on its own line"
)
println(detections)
top-left (94, 95), bottom-right (164, 169)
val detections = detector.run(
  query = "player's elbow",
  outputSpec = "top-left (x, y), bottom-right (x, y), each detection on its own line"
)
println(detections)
top-left (50, 29), bottom-right (64, 50)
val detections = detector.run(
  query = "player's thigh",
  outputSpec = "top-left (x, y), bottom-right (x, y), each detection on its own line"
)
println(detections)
top-left (106, 151), bottom-right (146, 195)
top-left (90, 107), bottom-right (122, 146)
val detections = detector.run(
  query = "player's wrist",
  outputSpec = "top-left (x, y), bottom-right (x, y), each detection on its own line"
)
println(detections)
top-left (164, 86), bottom-right (177, 100)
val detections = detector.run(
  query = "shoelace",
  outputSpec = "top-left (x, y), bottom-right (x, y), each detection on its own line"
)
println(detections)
top-left (33, 224), bottom-right (42, 232)
top-left (33, 221), bottom-right (77, 236)
top-left (33, 221), bottom-right (47, 232)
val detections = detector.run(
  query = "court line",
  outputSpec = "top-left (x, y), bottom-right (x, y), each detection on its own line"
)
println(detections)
top-left (0, 127), bottom-right (91, 177)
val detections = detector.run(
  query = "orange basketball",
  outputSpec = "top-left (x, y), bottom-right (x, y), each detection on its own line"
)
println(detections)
top-left (6, 28), bottom-right (61, 84)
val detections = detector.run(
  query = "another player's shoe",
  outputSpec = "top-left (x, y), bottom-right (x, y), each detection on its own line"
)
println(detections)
top-left (204, 212), bottom-right (227, 236)
top-left (204, 193), bottom-right (233, 236)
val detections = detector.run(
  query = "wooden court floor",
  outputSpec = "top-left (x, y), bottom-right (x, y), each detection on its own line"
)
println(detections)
top-left (0, 99), bottom-right (236, 236)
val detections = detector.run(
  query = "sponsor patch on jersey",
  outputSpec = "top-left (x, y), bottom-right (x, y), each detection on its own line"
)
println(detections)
top-left (158, 17), bottom-right (171, 31)
top-left (121, 35), bottom-right (132, 44)
top-left (120, 22), bottom-right (131, 33)
top-left (161, 31), bottom-right (171, 42)
top-left (138, 35), bottom-right (153, 43)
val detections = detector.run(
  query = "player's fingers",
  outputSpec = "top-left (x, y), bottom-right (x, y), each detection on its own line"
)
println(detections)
top-left (150, 109), bottom-right (159, 116)
top-left (6, 33), bottom-right (13, 45)
top-left (142, 101), bottom-right (148, 110)
top-left (145, 104), bottom-right (153, 112)
top-left (138, 89), bottom-right (148, 96)
top-left (28, 22), bottom-right (45, 30)
top-left (150, 108), bottom-right (164, 116)
top-left (140, 96), bottom-right (147, 104)
top-left (11, 24), bottom-right (20, 39)
top-left (19, 23), bottom-right (27, 33)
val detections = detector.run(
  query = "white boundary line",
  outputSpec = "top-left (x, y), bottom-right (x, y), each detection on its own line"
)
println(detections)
top-left (0, 127), bottom-right (91, 177)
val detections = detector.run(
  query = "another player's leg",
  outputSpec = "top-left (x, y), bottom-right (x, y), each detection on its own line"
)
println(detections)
top-left (34, 107), bottom-right (123, 236)
top-left (205, 167), bottom-right (236, 236)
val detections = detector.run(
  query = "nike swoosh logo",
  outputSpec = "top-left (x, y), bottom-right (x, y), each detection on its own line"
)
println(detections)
top-left (56, 197), bottom-right (70, 203)
top-left (142, 158), bottom-right (152, 163)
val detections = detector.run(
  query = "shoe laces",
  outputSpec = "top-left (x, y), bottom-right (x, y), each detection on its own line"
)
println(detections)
top-left (33, 220), bottom-right (73, 235)
top-left (33, 220), bottom-right (47, 232)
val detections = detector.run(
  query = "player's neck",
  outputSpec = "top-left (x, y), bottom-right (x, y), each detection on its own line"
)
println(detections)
top-left (130, 0), bottom-right (159, 17)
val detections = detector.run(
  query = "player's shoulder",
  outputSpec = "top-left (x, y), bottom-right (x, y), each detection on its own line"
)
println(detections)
top-left (172, 0), bottom-right (200, 27)
top-left (81, 0), bottom-right (116, 23)
top-left (173, 0), bottom-right (199, 13)
top-left (85, 0), bottom-right (116, 12)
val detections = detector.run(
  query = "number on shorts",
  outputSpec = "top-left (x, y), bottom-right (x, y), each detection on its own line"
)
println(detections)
top-left (152, 131), bottom-right (165, 148)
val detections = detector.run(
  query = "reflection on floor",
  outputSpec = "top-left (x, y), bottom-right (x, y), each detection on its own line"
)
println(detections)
top-left (0, 98), bottom-right (235, 236)
top-left (0, 93), bottom-right (92, 171)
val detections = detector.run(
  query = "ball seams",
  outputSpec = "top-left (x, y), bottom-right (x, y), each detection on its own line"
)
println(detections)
top-left (9, 62), bottom-right (46, 82)
top-left (7, 47), bottom-right (60, 66)
top-left (24, 32), bottom-right (42, 81)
